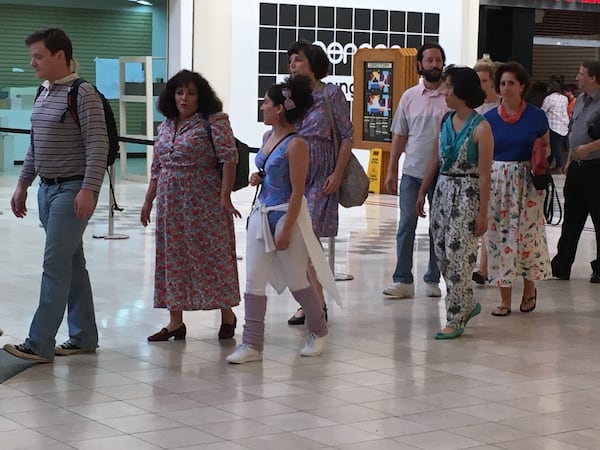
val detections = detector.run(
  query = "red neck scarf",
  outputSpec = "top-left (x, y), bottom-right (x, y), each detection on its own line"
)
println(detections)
top-left (499, 100), bottom-right (526, 124)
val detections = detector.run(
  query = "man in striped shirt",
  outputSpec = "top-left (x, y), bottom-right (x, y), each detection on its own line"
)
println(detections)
top-left (4, 28), bottom-right (108, 362)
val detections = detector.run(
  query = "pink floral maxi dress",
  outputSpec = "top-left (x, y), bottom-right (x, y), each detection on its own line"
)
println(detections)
top-left (151, 112), bottom-right (240, 310)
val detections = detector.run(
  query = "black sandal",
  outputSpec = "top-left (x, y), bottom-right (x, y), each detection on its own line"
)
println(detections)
top-left (472, 271), bottom-right (487, 285)
top-left (491, 306), bottom-right (511, 316)
top-left (520, 289), bottom-right (537, 313)
top-left (287, 308), bottom-right (305, 325)
top-left (287, 305), bottom-right (328, 325)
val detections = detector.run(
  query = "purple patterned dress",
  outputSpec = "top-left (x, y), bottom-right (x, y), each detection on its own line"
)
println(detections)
top-left (151, 112), bottom-right (240, 310)
top-left (295, 83), bottom-right (354, 237)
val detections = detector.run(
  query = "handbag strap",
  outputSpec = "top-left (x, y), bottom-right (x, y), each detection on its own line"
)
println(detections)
top-left (202, 113), bottom-right (221, 165)
top-left (251, 131), bottom-right (298, 207)
top-left (321, 84), bottom-right (340, 160)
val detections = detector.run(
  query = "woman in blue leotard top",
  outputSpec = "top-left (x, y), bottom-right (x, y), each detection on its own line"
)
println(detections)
top-left (227, 76), bottom-right (340, 364)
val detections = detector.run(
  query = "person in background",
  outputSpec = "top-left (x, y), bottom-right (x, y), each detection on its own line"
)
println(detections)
top-left (541, 82), bottom-right (569, 173)
top-left (562, 83), bottom-right (578, 171)
top-left (563, 83), bottom-right (577, 119)
top-left (471, 57), bottom-right (501, 285)
top-left (382, 43), bottom-right (448, 299)
top-left (484, 62), bottom-right (551, 317)
top-left (285, 41), bottom-right (353, 325)
top-left (227, 76), bottom-right (339, 364)
top-left (474, 58), bottom-right (501, 115)
top-left (417, 67), bottom-right (493, 339)
top-left (552, 61), bottom-right (600, 284)
top-left (141, 70), bottom-right (240, 342)
top-left (4, 28), bottom-right (108, 362)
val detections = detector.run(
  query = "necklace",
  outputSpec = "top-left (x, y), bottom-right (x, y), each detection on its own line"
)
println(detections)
top-left (499, 100), bottom-right (526, 124)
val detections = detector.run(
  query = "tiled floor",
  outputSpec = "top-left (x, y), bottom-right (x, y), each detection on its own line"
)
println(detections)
top-left (0, 164), bottom-right (598, 450)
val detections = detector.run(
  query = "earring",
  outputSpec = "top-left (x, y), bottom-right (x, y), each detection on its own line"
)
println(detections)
top-left (275, 114), bottom-right (280, 122)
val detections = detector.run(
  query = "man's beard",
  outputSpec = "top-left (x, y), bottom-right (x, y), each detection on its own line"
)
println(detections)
top-left (422, 68), bottom-right (442, 82)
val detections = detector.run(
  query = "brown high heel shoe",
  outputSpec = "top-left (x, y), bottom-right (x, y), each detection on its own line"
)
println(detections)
top-left (147, 323), bottom-right (186, 342)
top-left (218, 315), bottom-right (237, 340)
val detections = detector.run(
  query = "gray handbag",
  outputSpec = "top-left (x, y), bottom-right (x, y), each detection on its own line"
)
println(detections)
top-left (322, 88), bottom-right (369, 208)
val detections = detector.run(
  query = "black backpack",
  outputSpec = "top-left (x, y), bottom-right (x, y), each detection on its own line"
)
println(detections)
top-left (36, 78), bottom-right (119, 167)
top-left (203, 114), bottom-right (249, 191)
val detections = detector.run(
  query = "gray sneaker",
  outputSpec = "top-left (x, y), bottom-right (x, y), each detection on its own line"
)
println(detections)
top-left (3, 343), bottom-right (53, 363)
top-left (226, 344), bottom-right (263, 364)
top-left (382, 282), bottom-right (414, 298)
top-left (425, 282), bottom-right (442, 297)
top-left (54, 342), bottom-right (96, 356)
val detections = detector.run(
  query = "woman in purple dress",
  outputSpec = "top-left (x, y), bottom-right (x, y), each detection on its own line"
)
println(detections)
top-left (286, 41), bottom-right (354, 325)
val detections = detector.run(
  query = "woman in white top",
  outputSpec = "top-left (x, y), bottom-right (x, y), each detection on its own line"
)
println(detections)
top-left (471, 58), bottom-right (501, 284)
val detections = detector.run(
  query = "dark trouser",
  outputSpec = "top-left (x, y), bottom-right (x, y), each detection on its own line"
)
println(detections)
top-left (547, 129), bottom-right (566, 168)
top-left (552, 161), bottom-right (600, 277)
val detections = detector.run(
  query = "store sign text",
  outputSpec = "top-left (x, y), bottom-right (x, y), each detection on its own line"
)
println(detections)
top-left (314, 41), bottom-right (401, 66)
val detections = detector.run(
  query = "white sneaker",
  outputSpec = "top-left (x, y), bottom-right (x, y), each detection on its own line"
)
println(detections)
top-left (226, 344), bottom-right (262, 364)
top-left (300, 332), bottom-right (327, 357)
top-left (425, 282), bottom-right (442, 297)
top-left (382, 282), bottom-right (414, 298)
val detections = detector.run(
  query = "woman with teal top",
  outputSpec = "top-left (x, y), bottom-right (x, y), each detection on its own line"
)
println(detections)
top-left (417, 67), bottom-right (494, 339)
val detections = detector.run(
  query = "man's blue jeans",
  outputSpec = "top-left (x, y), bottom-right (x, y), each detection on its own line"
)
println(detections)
top-left (392, 174), bottom-right (440, 284)
top-left (25, 181), bottom-right (99, 359)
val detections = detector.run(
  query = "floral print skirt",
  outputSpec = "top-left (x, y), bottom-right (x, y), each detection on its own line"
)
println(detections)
top-left (486, 161), bottom-right (550, 286)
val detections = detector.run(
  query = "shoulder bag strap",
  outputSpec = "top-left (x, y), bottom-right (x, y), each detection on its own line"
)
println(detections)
top-left (250, 131), bottom-right (298, 209)
top-left (321, 85), bottom-right (340, 160)
top-left (203, 113), bottom-right (217, 156)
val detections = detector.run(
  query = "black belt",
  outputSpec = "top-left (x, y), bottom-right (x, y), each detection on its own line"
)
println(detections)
top-left (574, 159), bottom-right (600, 167)
top-left (40, 175), bottom-right (85, 185)
top-left (440, 173), bottom-right (479, 178)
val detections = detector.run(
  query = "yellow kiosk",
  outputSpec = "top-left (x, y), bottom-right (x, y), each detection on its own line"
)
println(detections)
top-left (352, 48), bottom-right (419, 194)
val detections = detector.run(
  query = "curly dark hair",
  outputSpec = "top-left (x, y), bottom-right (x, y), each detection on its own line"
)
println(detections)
top-left (443, 67), bottom-right (485, 109)
top-left (494, 61), bottom-right (531, 97)
top-left (267, 75), bottom-right (314, 123)
top-left (287, 40), bottom-right (330, 80)
top-left (25, 28), bottom-right (72, 66)
top-left (157, 70), bottom-right (222, 119)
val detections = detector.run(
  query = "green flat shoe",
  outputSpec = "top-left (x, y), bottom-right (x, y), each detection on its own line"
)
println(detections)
top-left (435, 328), bottom-right (464, 340)
top-left (464, 303), bottom-right (481, 327)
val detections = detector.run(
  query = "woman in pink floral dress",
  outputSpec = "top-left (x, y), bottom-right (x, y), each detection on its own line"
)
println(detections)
top-left (286, 41), bottom-right (354, 325)
top-left (141, 70), bottom-right (241, 341)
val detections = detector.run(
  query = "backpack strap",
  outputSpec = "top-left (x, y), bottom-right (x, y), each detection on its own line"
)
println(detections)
top-left (61, 78), bottom-right (85, 125)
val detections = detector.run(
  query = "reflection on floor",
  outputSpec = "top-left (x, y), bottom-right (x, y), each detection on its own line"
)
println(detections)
top-left (1, 165), bottom-right (599, 450)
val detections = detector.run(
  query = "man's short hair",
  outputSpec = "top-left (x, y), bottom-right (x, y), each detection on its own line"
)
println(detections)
top-left (25, 28), bottom-right (73, 66)
top-left (416, 43), bottom-right (446, 65)
top-left (581, 60), bottom-right (600, 83)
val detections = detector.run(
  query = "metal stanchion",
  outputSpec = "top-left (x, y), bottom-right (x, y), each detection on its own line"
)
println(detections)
top-left (93, 165), bottom-right (129, 240)
top-left (328, 236), bottom-right (353, 281)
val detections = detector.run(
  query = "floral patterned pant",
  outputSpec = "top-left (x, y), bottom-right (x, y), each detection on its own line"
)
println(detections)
top-left (430, 175), bottom-right (480, 329)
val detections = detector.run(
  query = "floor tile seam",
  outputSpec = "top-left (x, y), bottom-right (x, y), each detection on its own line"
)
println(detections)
top-left (129, 425), bottom-right (226, 448)
top-left (96, 414), bottom-right (192, 435)
top-left (31, 417), bottom-right (127, 442)
top-left (4, 404), bottom-right (95, 429)
top-left (246, 415), bottom-right (340, 434)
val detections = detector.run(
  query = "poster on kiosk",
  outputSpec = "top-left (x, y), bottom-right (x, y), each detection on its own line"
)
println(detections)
top-left (352, 48), bottom-right (419, 194)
